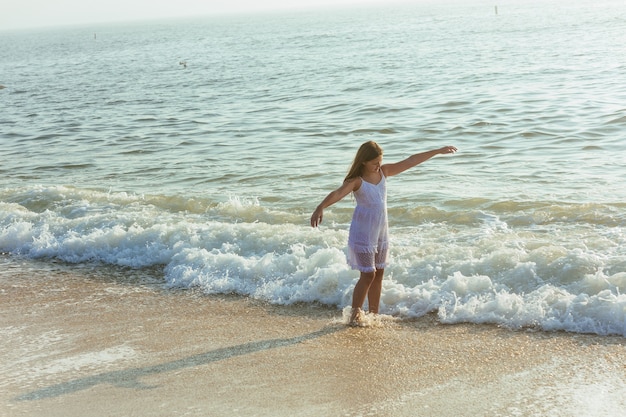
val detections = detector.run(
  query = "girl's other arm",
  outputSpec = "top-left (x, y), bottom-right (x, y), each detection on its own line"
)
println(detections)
top-left (311, 178), bottom-right (360, 227)
top-left (383, 146), bottom-right (457, 177)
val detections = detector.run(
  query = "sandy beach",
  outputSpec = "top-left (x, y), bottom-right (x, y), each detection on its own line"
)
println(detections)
top-left (1, 257), bottom-right (625, 417)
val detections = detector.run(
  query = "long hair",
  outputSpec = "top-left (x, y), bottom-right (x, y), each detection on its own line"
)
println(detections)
top-left (344, 141), bottom-right (383, 181)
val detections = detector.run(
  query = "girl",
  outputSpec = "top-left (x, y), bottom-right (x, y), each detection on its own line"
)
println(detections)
top-left (310, 141), bottom-right (457, 326)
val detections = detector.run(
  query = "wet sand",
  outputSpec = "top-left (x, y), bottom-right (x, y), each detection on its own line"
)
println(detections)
top-left (2, 258), bottom-right (626, 417)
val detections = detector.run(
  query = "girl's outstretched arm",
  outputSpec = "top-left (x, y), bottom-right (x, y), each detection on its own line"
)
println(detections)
top-left (311, 178), bottom-right (361, 227)
top-left (382, 146), bottom-right (457, 178)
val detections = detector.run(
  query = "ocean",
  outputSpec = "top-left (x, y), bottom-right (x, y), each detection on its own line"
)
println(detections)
top-left (1, 0), bottom-right (625, 336)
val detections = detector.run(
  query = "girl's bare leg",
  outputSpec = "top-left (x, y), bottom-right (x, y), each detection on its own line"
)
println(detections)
top-left (367, 269), bottom-right (384, 314)
top-left (350, 271), bottom-right (375, 325)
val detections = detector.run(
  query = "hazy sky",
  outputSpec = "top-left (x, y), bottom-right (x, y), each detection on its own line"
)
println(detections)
top-left (2, 0), bottom-right (416, 31)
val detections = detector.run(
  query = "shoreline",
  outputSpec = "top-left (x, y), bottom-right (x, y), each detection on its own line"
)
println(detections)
top-left (1, 259), bottom-right (626, 416)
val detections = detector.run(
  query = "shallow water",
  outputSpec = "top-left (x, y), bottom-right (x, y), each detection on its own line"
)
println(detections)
top-left (1, 0), bottom-right (626, 336)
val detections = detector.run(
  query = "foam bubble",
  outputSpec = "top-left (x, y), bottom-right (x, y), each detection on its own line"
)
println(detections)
top-left (335, 306), bottom-right (399, 327)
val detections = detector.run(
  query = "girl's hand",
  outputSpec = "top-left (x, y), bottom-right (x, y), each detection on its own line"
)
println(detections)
top-left (311, 207), bottom-right (324, 228)
top-left (439, 146), bottom-right (457, 154)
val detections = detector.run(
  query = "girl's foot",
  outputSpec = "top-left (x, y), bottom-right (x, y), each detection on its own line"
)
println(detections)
top-left (349, 308), bottom-right (366, 327)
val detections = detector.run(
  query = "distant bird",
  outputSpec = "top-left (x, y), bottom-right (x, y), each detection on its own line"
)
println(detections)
top-left (0, 85), bottom-right (6, 89)
top-left (179, 61), bottom-right (187, 69)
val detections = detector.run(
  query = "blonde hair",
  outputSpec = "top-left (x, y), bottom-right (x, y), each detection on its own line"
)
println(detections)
top-left (344, 141), bottom-right (383, 181)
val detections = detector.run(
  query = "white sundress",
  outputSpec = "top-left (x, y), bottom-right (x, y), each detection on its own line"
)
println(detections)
top-left (347, 173), bottom-right (389, 273)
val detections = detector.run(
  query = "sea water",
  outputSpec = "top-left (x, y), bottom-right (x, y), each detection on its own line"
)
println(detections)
top-left (1, 0), bottom-right (625, 336)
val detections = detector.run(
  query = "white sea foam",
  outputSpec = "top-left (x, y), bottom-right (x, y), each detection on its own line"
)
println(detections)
top-left (28, 345), bottom-right (138, 379)
top-left (1, 186), bottom-right (625, 336)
